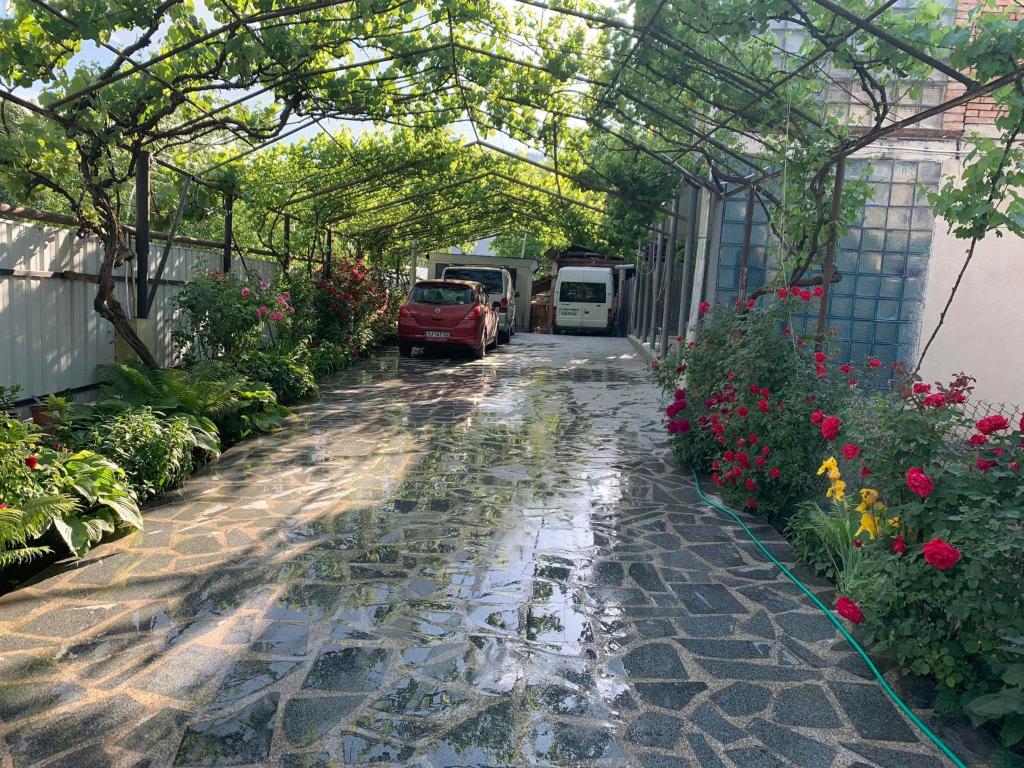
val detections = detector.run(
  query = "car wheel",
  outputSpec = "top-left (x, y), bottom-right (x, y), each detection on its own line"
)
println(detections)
top-left (399, 342), bottom-right (413, 357)
top-left (474, 334), bottom-right (486, 359)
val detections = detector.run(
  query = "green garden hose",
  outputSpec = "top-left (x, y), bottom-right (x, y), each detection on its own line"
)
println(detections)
top-left (692, 471), bottom-right (968, 768)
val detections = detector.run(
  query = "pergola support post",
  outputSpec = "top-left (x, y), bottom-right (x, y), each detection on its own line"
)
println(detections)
top-left (737, 184), bottom-right (756, 302)
top-left (678, 184), bottom-right (699, 337)
top-left (659, 193), bottom-right (680, 358)
top-left (647, 220), bottom-right (664, 351)
top-left (815, 158), bottom-right (846, 350)
top-left (135, 151), bottom-right (151, 319)
top-left (325, 229), bottom-right (333, 279)
top-left (223, 193), bottom-right (233, 273)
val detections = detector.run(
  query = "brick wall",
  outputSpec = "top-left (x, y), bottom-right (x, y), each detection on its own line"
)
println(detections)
top-left (941, 0), bottom-right (1019, 133)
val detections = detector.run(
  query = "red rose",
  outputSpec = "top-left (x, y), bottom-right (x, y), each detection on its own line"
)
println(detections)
top-left (835, 597), bottom-right (864, 625)
top-left (748, 434), bottom-right (758, 445)
top-left (755, 456), bottom-right (766, 468)
top-left (976, 456), bottom-right (997, 472)
top-left (1010, 461), bottom-right (1020, 471)
top-left (913, 382), bottom-right (931, 394)
top-left (892, 536), bottom-right (906, 555)
top-left (699, 301), bottom-right (711, 316)
top-left (853, 539), bottom-right (863, 549)
top-left (757, 399), bottom-right (770, 413)
top-left (744, 478), bottom-right (756, 491)
top-left (769, 467), bottom-right (781, 479)
top-left (736, 451), bottom-right (750, 467)
top-left (813, 286), bottom-right (824, 297)
top-left (815, 364), bottom-right (827, 379)
top-left (777, 288), bottom-right (788, 298)
top-left (840, 364), bottom-right (852, 374)
top-left (976, 415), bottom-right (1009, 435)
top-left (922, 538), bottom-right (961, 570)
top-left (667, 419), bottom-right (691, 435)
top-left (923, 393), bottom-right (946, 408)
top-left (868, 357), bottom-right (881, 368)
top-left (811, 410), bottom-right (824, 425)
top-left (905, 467), bottom-right (933, 498)
top-left (674, 388), bottom-right (686, 401)
top-left (745, 497), bottom-right (757, 509)
top-left (860, 466), bottom-right (871, 477)
top-left (968, 433), bottom-right (988, 446)
top-left (738, 406), bottom-right (749, 417)
top-left (947, 391), bottom-right (966, 404)
top-left (820, 415), bottom-right (841, 440)
top-left (814, 351), bottom-right (826, 364)
top-left (759, 387), bottom-right (770, 398)
top-left (761, 446), bottom-right (770, 456)
top-left (842, 443), bottom-right (861, 460)
top-left (724, 450), bottom-right (735, 461)
top-left (24, 456), bottom-right (38, 470)
top-left (745, 299), bottom-right (755, 310)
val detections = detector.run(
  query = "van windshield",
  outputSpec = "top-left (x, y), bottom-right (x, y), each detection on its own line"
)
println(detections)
top-left (559, 281), bottom-right (606, 303)
top-left (444, 268), bottom-right (503, 295)
top-left (410, 284), bottom-right (473, 305)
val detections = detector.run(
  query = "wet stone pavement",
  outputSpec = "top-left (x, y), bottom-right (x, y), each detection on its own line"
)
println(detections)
top-left (0, 335), bottom-right (953, 768)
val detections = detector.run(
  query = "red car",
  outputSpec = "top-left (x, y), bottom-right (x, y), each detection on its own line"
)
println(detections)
top-left (398, 279), bottom-right (499, 359)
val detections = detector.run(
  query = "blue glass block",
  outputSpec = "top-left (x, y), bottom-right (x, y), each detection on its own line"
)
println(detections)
top-left (853, 321), bottom-right (875, 342)
top-left (900, 302), bottom-right (921, 322)
top-left (875, 322), bottom-right (899, 343)
top-left (830, 318), bottom-right (853, 339)
top-left (719, 290), bottom-right (738, 306)
top-left (890, 184), bottom-right (915, 206)
top-left (856, 275), bottom-right (881, 296)
top-left (751, 245), bottom-right (767, 265)
top-left (877, 299), bottom-right (900, 320)
top-left (722, 223), bottom-right (746, 244)
top-left (863, 207), bottom-right (887, 227)
top-left (831, 295), bottom-right (854, 316)
top-left (834, 340), bottom-right (852, 360)
top-left (894, 161), bottom-right (919, 182)
top-left (880, 277), bottom-right (903, 298)
top-left (854, 298), bottom-right (878, 318)
top-left (908, 232), bottom-right (933, 254)
top-left (870, 160), bottom-right (894, 182)
top-left (907, 255), bottom-right (929, 276)
top-left (885, 231), bottom-right (910, 251)
top-left (903, 279), bottom-right (924, 299)
top-left (749, 267), bottom-right (766, 288)
top-left (719, 267), bottom-right (738, 289)
top-left (881, 254), bottom-right (906, 275)
top-left (859, 252), bottom-right (883, 273)
top-left (751, 224), bottom-right (770, 244)
top-left (861, 229), bottom-right (885, 250)
top-left (837, 250), bottom-right (858, 272)
top-left (721, 245), bottom-right (741, 266)
top-left (851, 342), bottom-right (874, 359)
top-left (912, 208), bottom-right (935, 230)
top-left (725, 200), bottom-right (746, 220)
top-left (833, 276), bottom-right (855, 296)
top-left (871, 183), bottom-right (892, 206)
top-left (919, 161), bottom-right (942, 182)
top-left (840, 229), bottom-right (862, 249)
top-left (915, 184), bottom-right (935, 203)
top-left (899, 323), bottom-right (919, 345)
top-left (887, 207), bottom-right (911, 229)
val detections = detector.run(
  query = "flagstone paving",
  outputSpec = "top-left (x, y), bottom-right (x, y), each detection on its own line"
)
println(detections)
top-left (0, 335), bottom-right (957, 767)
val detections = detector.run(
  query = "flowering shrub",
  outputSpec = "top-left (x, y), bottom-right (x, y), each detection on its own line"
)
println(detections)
top-left (311, 258), bottom-right (397, 344)
top-left (174, 270), bottom-right (297, 363)
top-left (655, 291), bottom-right (1024, 746)
top-left (236, 347), bottom-right (317, 405)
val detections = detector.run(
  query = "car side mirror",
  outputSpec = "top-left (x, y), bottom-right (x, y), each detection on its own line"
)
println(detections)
top-left (491, 301), bottom-right (501, 310)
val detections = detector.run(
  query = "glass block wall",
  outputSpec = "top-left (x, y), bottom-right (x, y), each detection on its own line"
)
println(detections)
top-left (714, 158), bottom-right (942, 366)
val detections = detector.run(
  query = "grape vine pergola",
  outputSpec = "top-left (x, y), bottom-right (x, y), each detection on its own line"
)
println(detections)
top-left (0, 0), bottom-right (1021, 366)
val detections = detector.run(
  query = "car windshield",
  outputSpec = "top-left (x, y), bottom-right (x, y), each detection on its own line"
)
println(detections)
top-left (560, 281), bottom-right (606, 303)
top-left (444, 269), bottom-right (503, 295)
top-left (410, 284), bottom-right (473, 305)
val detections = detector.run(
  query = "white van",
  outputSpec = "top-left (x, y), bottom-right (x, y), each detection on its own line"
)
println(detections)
top-left (553, 266), bottom-right (616, 334)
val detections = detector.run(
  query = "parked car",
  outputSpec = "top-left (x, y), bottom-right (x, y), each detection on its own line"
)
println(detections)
top-left (398, 280), bottom-right (499, 359)
top-left (441, 266), bottom-right (516, 344)
top-left (552, 266), bottom-right (616, 334)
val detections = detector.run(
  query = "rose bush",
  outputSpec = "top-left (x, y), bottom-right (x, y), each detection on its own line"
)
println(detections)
top-left (655, 291), bottom-right (1024, 748)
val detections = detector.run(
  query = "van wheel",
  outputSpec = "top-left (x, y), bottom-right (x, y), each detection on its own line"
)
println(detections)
top-left (399, 342), bottom-right (413, 357)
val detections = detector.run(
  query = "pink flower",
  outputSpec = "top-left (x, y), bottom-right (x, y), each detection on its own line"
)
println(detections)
top-left (923, 393), bottom-right (946, 408)
top-left (674, 389), bottom-right (687, 401)
top-left (737, 406), bottom-right (749, 417)
top-left (892, 536), bottom-right (906, 555)
top-left (259, 279), bottom-right (270, 290)
top-left (769, 467), bottom-right (781, 479)
top-left (757, 399), bottom-right (770, 413)
top-left (835, 597), bottom-right (864, 624)
top-left (241, 287), bottom-right (251, 298)
top-left (922, 538), bottom-right (961, 570)
top-left (257, 305), bottom-right (269, 316)
top-left (667, 419), bottom-right (690, 434)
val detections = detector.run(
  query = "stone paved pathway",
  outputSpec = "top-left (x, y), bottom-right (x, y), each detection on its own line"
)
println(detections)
top-left (0, 335), bottom-right (953, 768)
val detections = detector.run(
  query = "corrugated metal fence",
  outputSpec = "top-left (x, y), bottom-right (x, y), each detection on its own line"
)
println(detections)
top-left (0, 218), bottom-right (275, 403)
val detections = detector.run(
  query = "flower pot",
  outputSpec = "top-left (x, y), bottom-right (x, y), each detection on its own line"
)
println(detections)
top-left (30, 405), bottom-right (53, 427)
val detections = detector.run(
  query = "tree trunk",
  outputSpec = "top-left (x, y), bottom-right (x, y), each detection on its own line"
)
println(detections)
top-left (94, 221), bottom-right (159, 368)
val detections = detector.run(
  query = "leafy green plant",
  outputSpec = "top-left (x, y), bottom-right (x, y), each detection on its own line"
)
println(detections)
top-left (966, 635), bottom-right (1024, 748)
top-left (76, 408), bottom-right (199, 499)
top-left (236, 347), bottom-right (317, 405)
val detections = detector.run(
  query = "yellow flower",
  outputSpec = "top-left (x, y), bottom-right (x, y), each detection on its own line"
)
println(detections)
top-left (826, 479), bottom-right (846, 501)
top-left (856, 512), bottom-right (880, 539)
top-left (856, 488), bottom-right (879, 511)
top-left (887, 515), bottom-right (900, 529)
top-left (817, 457), bottom-right (838, 477)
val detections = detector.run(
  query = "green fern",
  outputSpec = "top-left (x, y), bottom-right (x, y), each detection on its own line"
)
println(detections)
top-left (0, 494), bottom-right (79, 567)
top-left (0, 545), bottom-right (53, 569)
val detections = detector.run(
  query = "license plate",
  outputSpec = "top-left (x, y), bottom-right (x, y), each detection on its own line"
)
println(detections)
top-left (424, 330), bottom-right (450, 339)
